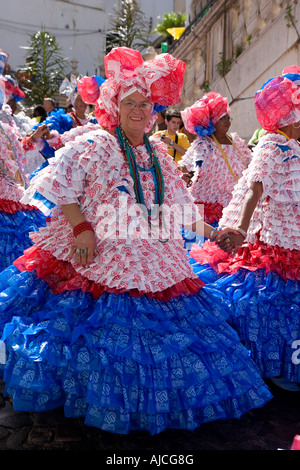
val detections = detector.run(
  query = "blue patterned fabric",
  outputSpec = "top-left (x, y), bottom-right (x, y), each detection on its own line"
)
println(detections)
top-left (0, 265), bottom-right (272, 435)
top-left (181, 227), bottom-right (205, 251)
top-left (189, 257), bottom-right (300, 382)
top-left (180, 219), bottom-right (218, 251)
top-left (0, 208), bottom-right (46, 270)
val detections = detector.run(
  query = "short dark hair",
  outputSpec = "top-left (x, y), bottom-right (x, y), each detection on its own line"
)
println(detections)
top-left (165, 108), bottom-right (182, 122)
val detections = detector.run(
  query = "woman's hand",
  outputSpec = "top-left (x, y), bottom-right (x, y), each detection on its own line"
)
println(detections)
top-left (216, 227), bottom-right (245, 252)
top-left (70, 229), bottom-right (97, 266)
top-left (31, 124), bottom-right (50, 141)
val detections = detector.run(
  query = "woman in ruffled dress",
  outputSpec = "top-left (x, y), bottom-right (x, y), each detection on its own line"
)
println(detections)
top-left (179, 93), bottom-right (252, 249)
top-left (189, 69), bottom-right (300, 390)
top-left (0, 75), bottom-right (48, 270)
top-left (0, 47), bottom-right (272, 435)
top-left (31, 75), bottom-right (101, 164)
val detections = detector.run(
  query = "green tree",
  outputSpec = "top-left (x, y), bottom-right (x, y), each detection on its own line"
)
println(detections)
top-left (18, 27), bottom-right (68, 106)
top-left (106, 0), bottom-right (151, 52)
top-left (154, 12), bottom-right (187, 37)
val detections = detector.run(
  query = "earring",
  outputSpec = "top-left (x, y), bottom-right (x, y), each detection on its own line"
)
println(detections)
top-left (292, 121), bottom-right (300, 128)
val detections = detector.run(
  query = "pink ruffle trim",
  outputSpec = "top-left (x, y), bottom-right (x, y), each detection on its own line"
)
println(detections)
top-left (0, 198), bottom-right (36, 214)
top-left (14, 245), bottom-right (205, 301)
top-left (190, 234), bottom-right (300, 281)
top-left (195, 201), bottom-right (223, 225)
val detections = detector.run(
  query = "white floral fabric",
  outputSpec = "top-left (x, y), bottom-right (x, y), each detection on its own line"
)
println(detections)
top-left (219, 133), bottom-right (300, 250)
top-left (0, 121), bottom-right (29, 201)
top-left (22, 129), bottom-right (201, 292)
top-left (180, 133), bottom-right (252, 207)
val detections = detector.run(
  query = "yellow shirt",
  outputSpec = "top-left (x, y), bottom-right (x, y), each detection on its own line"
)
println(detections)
top-left (154, 130), bottom-right (191, 163)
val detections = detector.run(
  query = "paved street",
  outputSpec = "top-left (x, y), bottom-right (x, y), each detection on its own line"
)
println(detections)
top-left (0, 379), bottom-right (299, 451)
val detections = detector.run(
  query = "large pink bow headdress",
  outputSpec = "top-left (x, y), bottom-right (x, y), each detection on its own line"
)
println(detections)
top-left (78, 47), bottom-right (185, 130)
top-left (255, 71), bottom-right (300, 131)
top-left (181, 92), bottom-right (230, 136)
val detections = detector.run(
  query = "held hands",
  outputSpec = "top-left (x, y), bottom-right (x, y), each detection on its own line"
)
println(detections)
top-left (31, 124), bottom-right (50, 141)
top-left (215, 227), bottom-right (246, 252)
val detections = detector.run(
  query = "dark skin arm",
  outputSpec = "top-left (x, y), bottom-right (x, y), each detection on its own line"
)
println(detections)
top-left (218, 181), bottom-right (263, 251)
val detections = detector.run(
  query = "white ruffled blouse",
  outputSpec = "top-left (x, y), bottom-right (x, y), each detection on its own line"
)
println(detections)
top-left (180, 133), bottom-right (252, 207)
top-left (219, 133), bottom-right (300, 250)
top-left (0, 121), bottom-right (29, 202)
top-left (22, 128), bottom-right (201, 293)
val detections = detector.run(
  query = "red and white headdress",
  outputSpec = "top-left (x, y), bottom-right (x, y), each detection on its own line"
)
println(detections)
top-left (255, 71), bottom-right (300, 131)
top-left (181, 92), bottom-right (230, 136)
top-left (78, 46), bottom-right (185, 130)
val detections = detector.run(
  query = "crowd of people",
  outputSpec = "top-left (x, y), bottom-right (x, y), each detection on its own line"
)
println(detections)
top-left (0, 44), bottom-right (298, 436)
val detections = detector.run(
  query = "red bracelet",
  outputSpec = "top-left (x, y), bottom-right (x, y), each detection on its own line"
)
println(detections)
top-left (22, 136), bottom-right (36, 152)
top-left (73, 221), bottom-right (94, 238)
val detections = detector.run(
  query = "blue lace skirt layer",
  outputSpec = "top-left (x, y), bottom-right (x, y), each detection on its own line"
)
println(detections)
top-left (0, 265), bottom-right (272, 435)
top-left (0, 209), bottom-right (46, 270)
top-left (189, 258), bottom-right (300, 382)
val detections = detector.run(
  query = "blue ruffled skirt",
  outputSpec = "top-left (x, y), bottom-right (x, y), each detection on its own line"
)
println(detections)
top-left (0, 265), bottom-right (272, 435)
top-left (181, 228), bottom-right (205, 251)
top-left (189, 258), bottom-right (300, 382)
top-left (0, 209), bottom-right (46, 271)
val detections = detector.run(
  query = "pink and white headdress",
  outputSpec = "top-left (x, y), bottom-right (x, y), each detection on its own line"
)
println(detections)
top-left (255, 70), bottom-right (300, 131)
top-left (181, 92), bottom-right (230, 136)
top-left (78, 46), bottom-right (185, 130)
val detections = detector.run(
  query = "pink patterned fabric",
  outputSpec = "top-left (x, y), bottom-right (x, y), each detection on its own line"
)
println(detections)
top-left (282, 65), bottom-right (300, 74)
top-left (181, 92), bottom-right (230, 134)
top-left (46, 122), bottom-right (100, 150)
top-left (0, 122), bottom-right (29, 202)
top-left (77, 76), bottom-right (100, 104)
top-left (81, 47), bottom-right (185, 130)
top-left (21, 129), bottom-right (201, 293)
top-left (0, 75), bottom-right (25, 102)
top-left (255, 76), bottom-right (300, 131)
top-left (219, 133), bottom-right (300, 251)
top-left (181, 133), bottom-right (252, 208)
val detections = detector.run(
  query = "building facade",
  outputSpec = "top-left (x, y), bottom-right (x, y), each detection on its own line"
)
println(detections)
top-left (167, 0), bottom-right (300, 141)
top-left (0, 0), bottom-right (185, 76)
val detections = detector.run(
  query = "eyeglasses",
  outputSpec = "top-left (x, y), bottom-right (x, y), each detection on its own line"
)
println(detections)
top-left (122, 100), bottom-right (153, 111)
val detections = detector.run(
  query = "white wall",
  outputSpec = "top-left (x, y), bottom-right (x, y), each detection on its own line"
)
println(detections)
top-left (0, 0), bottom-right (183, 77)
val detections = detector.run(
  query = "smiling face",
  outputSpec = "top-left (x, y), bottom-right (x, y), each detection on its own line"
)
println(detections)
top-left (119, 91), bottom-right (153, 137)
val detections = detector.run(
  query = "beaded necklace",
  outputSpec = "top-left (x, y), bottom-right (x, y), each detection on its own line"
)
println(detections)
top-left (116, 125), bottom-right (169, 243)
top-left (211, 133), bottom-right (247, 181)
top-left (0, 123), bottom-right (27, 188)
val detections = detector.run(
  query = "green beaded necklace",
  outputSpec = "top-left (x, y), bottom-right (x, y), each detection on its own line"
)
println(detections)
top-left (116, 125), bottom-right (169, 243)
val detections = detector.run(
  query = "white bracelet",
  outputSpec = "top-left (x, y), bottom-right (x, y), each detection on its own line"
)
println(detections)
top-left (234, 227), bottom-right (247, 238)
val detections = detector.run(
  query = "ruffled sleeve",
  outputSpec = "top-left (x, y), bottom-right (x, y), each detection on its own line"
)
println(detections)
top-left (0, 124), bottom-right (28, 194)
top-left (230, 132), bottom-right (252, 166)
top-left (21, 130), bottom-right (107, 214)
top-left (45, 122), bottom-right (101, 151)
top-left (219, 133), bottom-right (300, 249)
top-left (179, 136), bottom-right (213, 172)
top-left (245, 135), bottom-right (300, 203)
